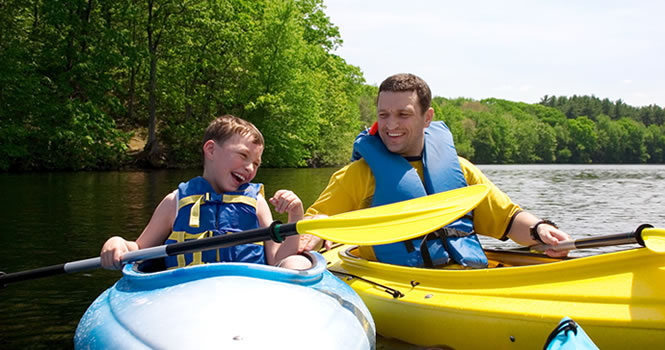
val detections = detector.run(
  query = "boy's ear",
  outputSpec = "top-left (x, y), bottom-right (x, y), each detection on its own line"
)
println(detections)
top-left (202, 140), bottom-right (216, 160)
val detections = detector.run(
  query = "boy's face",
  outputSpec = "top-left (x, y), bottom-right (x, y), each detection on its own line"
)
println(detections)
top-left (376, 90), bottom-right (433, 157)
top-left (208, 133), bottom-right (263, 193)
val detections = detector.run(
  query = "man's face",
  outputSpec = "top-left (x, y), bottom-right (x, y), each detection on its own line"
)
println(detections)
top-left (376, 90), bottom-right (432, 157)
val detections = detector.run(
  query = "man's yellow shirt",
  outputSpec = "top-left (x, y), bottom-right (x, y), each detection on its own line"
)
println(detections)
top-left (306, 157), bottom-right (521, 241)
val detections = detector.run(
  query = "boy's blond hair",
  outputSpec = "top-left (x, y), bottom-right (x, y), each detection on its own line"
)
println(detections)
top-left (203, 114), bottom-right (264, 147)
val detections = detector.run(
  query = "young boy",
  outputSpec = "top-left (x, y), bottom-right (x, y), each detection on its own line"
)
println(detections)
top-left (101, 115), bottom-right (311, 270)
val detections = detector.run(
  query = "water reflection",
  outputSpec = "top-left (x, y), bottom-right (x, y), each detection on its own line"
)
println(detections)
top-left (479, 164), bottom-right (665, 235)
top-left (1, 165), bottom-right (664, 349)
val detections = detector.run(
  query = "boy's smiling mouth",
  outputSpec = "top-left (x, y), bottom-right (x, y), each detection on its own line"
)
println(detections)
top-left (232, 172), bottom-right (247, 183)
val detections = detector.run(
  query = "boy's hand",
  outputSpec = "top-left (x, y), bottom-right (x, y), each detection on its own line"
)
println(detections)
top-left (100, 236), bottom-right (130, 270)
top-left (269, 190), bottom-right (304, 222)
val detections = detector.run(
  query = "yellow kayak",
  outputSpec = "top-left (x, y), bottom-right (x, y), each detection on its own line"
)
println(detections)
top-left (322, 243), bottom-right (665, 349)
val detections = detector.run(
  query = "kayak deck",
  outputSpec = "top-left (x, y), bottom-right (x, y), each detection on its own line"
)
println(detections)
top-left (324, 245), bottom-right (665, 349)
top-left (76, 252), bottom-right (375, 350)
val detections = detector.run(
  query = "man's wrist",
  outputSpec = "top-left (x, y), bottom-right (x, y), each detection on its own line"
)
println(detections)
top-left (530, 219), bottom-right (558, 243)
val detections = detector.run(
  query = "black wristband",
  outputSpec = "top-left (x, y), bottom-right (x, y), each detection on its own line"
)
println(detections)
top-left (530, 219), bottom-right (558, 244)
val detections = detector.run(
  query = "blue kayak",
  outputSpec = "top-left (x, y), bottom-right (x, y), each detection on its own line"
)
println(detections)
top-left (75, 252), bottom-right (375, 349)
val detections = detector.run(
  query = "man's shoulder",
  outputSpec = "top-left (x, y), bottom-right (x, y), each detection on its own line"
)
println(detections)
top-left (457, 156), bottom-right (482, 172)
top-left (456, 156), bottom-right (487, 185)
top-left (333, 159), bottom-right (372, 178)
top-left (348, 158), bottom-right (370, 171)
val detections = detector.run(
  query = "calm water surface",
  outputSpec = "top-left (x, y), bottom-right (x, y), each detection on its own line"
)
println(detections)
top-left (1, 165), bottom-right (664, 349)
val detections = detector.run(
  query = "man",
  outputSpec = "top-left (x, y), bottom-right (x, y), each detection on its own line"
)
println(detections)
top-left (300, 73), bottom-right (570, 267)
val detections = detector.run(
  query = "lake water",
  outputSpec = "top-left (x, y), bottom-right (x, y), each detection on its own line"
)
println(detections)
top-left (1, 165), bottom-right (664, 349)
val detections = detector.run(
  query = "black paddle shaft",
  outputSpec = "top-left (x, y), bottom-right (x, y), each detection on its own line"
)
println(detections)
top-left (527, 224), bottom-right (652, 252)
top-left (1, 264), bottom-right (67, 287)
top-left (1, 222), bottom-right (299, 288)
top-left (164, 222), bottom-right (298, 256)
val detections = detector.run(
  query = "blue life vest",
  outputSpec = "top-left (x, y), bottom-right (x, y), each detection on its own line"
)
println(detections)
top-left (164, 176), bottom-right (266, 269)
top-left (351, 121), bottom-right (487, 268)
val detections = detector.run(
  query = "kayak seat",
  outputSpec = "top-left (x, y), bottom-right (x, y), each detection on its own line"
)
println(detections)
top-left (136, 258), bottom-right (167, 273)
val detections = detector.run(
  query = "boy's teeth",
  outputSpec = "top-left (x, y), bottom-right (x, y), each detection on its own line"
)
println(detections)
top-left (388, 132), bottom-right (402, 137)
top-left (233, 173), bottom-right (246, 181)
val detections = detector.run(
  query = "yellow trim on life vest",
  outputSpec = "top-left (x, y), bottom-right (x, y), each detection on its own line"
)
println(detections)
top-left (167, 230), bottom-right (216, 268)
top-left (223, 194), bottom-right (257, 208)
top-left (178, 194), bottom-right (207, 228)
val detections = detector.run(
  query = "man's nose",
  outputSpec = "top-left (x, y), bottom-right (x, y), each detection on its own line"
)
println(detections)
top-left (384, 114), bottom-right (399, 129)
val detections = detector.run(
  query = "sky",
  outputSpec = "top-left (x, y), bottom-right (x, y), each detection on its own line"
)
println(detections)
top-left (323, 0), bottom-right (665, 107)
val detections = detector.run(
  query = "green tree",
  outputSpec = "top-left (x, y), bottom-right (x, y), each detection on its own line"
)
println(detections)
top-left (617, 117), bottom-right (648, 163)
top-left (567, 116), bottom-right (597, 163)
top-left (645, 124), bottom-right (665, 163)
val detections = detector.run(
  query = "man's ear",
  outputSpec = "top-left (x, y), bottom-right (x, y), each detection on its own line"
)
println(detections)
top-left (424, 107), bottom-right (434, 127)
top-left (202, 140), bottom-right (216, 160)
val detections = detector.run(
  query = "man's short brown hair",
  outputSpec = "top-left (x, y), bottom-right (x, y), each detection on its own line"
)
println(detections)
top-left (378, 73), bottom-right (432, 114)
top-left (203, 114), bottom-right (264, 147)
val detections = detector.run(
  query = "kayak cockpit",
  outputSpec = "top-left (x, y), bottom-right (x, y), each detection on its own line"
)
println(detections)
top-left (335, 245), bottom-right (568, 269)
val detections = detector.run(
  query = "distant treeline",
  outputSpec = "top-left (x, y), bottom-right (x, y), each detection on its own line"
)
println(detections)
top-left (1, 1), bottom-right (664, 171)
top-left (434, 96), bottom-right (665, 164)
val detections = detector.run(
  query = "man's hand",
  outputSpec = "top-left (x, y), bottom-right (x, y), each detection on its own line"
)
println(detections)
top-left (535, 223), bottom-right (571, 258)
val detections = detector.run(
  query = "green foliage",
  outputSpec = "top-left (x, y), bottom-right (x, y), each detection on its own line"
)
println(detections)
top-left (645, 124), bottom-right (665, 163)
top-left (1, 0), bottom-right (664, 171)
top-left (358, 84), bottom-right (379, 129)
top-left (567, 116), bottom-right (597, 163)
top-left (430, 96), bottom-right (664, 164)
top-left (541, 94), bottom-right (665, 126)
top-left (1, 0), bottom-right (364, 170)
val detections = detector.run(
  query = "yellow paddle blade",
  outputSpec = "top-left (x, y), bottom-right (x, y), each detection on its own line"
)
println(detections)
top-left (296, 184), bottom-right (490, 245)
top-left (642, 227), bottom-right (665, 254)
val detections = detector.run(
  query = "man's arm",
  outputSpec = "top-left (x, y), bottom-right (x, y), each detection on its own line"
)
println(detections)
top-left (458, 157), bottom-right (571, 256)
top-left (507, 211), bottom-right (571, 257)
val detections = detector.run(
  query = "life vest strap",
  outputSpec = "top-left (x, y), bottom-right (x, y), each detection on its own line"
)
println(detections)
top-left (419, 231), bottom-right (445, 268)
top-left (223, 194), bottom-right (257, 208)
top-left (178, 194), bottom-right (210, 228)
top-left (178, 193), bottom-right (257, 229)
top-left (167, 230), bottom-right (216, 268)
top-left (417, 228), bottom-right (477, 268)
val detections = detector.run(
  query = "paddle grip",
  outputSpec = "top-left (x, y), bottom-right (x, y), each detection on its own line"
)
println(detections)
top-left (634, 223), bottom-right (653, 247)
top-left (271, 222), bottom-right (298, 242)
